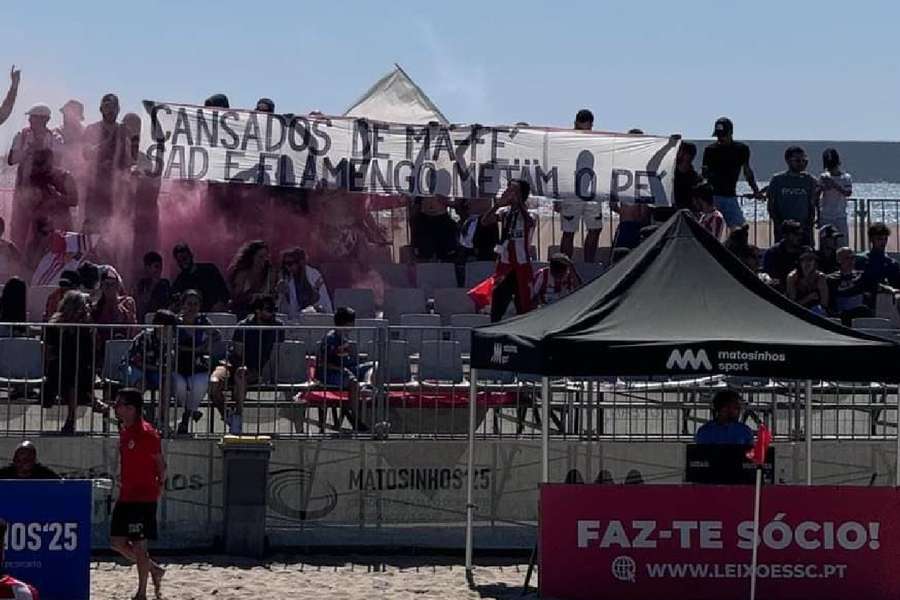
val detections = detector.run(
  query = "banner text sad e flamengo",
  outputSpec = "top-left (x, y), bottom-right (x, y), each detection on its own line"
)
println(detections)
top-left (142, 101), bottom-right (679, 203)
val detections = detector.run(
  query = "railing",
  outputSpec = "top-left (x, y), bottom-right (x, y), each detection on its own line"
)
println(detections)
top-left (1, 322), bottom-right (898, 441)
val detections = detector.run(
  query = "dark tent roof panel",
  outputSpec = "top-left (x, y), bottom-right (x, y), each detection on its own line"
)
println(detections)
top-left (471, 211), bottom-right (900, 381)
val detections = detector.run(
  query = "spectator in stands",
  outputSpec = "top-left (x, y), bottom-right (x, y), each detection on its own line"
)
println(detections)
top-left (171, 243), bottom-right (230, 312)
top-left (701, 117), bottom-right (762, 232)
top-left (205, 93), bottom-right (230, 108)
top-left (175, 290), bottom-right (216, 435)
top-left (134, 252), bottom-right (171, 323)
top-left (315, 306), bottom-right (373, 430)
top-left (55, 99), bottom-right (85, 174)
top-left (739, 245), bottom-right (776, 287)
top-left (411, 195), bottom-right (458, 262)
top-left (694, 182), bottom-right (726, 241)
top-left (0, 65), bottom-right (21, 125)
top-left (818, 148), bottom-right (852, 240)
top-left (817, 224), bottom-right (843, 275)
top-left (44, 270), bottom-right (79, 321)
top-left (533, 253), bottom-right (583, 306)
top-left (256, 98), bottom-right (275, 112)
top-left (77, 261), bottom-right (101, 297)
top-left (763, 220), bottom-right (805, 292)
top-left (556, 109), bottom-right (602, 262)
top-left (7, 103), bottom-right (64, 248)
top-left (828, 247), bottom-right (873, 325)
top-left (93, 266), bottom-right (137, 326)
top-left (276, 247), bottom-right (332, 318)
top-left (610, 196), bottom-right (651, 250)
top-left (23, 148), bottom-right (79, 241)
top-left (481, 179), bottom-right (536, 322)
top-left (786, 248), bottom-right (829, 315)
top-left (45, 290), bottom-right (100, 435)
top-left (226, 240), bottom-right (273, 319)
top-left (673, 142), bottom-right (702, 211)
top-left (766, 146), bottom-right (819, 245)
top-left (0, 217), bottom-right (24, 281)
top-left (694, 389), bottom-right (754, 446)
top-left (0, 277), bottom-right (26, 337)
top-left (724, 224), bottom-right (751, 258)
top-left (455, 196), bottom-right (499, 262)
top-left (82, 93), bottom-right (130, 229)
top-left (856, 222), bottom-right (900, 307)
top-left (0, 441), bottom-right (60, 479)
top-left (122, 113), bottom-right (162, 270)
top-left (209, 294), bottom-right (284, 435)
top-left (121, 309), bottom-right (177, 396)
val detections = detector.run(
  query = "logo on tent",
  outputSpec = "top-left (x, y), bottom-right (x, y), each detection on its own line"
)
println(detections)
top-left (490, 343), bottom-right (517, 365)
top-left (666, 348), bottom-right (712, 371)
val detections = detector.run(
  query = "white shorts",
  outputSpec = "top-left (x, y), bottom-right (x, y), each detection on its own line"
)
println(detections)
top-left (559, 200), bottom-right (603, 233)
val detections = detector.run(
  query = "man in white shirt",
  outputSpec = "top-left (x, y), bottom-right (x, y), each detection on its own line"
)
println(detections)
top-left (480, 179), bottom-right (536, 322)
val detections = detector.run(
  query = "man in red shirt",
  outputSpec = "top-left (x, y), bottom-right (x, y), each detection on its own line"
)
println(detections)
top-left (110, 389), bottom-right (166, 600)
top-left (0, 519), bottom-right (40, 599)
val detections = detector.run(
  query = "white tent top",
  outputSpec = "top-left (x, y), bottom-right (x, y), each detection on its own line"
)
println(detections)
top-left (344, 64), bottom-right (449, 125)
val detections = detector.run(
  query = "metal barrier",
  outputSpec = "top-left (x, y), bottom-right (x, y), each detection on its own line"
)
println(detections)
top-left (2, 322), bottom-right (899, 441)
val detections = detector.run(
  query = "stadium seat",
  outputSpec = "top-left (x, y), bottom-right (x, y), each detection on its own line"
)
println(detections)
top-left (334, 288), bottom-right (376, 318)
top-left (352, 318), bottom-right (389, 348)
top-left (144, 312), bottom-right (156, 324)
top-left (27, 285), bottom-right (55, 321)
top-left (0, 337), bottom-right (44, 384)
top-left (398, 245), bottom-right (415, 264)
top-left (433, 288), bottom-right (476, 323)
top-left (415, 262), bottom-right (458, 295)
top-left (272, 341), bottom-right (308, 388)
top-left (576, 262), bottom-right (606, 283)
top-left (449, 313), bottom-right (490, 354)
top-left (852, 317), bottom-right (894, 329)
top-left (101, 339), bottom-right (132, 385)
top-left (418, 340), bottom-right (463, 383)
top-left (382, 288), bottom-right (427, 323)
top-left (596, 246), bottom-right (613, 265)
top-left (398, 313), bottom-right (442, 355)
top-left (464, 262), bottom-right (496, 288)
top-left (206, 312), bottom-right (238, 340)
top-left (374, 339), bottom-right (412, 384)
top-left (373, 263), bottom-right (413, 288)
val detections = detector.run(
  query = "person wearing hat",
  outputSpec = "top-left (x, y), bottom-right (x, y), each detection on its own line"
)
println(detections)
top-left (55, 99), bottom-right (86, 174)
top-left (817, 224), bottom-right (844, 274)
top-left (763, 219), bottom-right (805, 293)
top-left (701, 117), bottom-right (762, 233)
top-left (7, 102), bottom-right (64, 249)
top-left (0, 65), bottom-right (21, 126)
top-left (255, 97), bottom-right (275, 113)
top-left (83, 93), bottom-right (130, 229)
top-left (110, 388), bottom-right (166, 600)
top-left (0, 440), bottom-right (61, 479)
top-left (819, 148), bottom-right (852, 240)
top-left (787, 246), bottom-right (829, 314)
top-left (533, 252), bottom-right (583, 306)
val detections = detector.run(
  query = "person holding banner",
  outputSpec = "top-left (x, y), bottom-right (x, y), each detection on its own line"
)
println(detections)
top-left (481, 179), bottom-right (536, 322)
top-left (557, 109), bottom-right (603, 262)
top-left (110, 388), bottom-right (166, 600)
top-left (0, 519), bottom-right (39, 600)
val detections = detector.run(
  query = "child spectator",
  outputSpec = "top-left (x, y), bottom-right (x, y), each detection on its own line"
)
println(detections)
top-left (315, 307), bottom-right (373, 430)
top-left (818, 148), bottom-right (852, 240)
top-left (533, 254), bottom-right (583, 306)
top-left (787, 248), bottom-right (829, 315)
top-left (694, 183), bottom-right (726, 241)
top-left (134, 251), bottom-right (171, 323)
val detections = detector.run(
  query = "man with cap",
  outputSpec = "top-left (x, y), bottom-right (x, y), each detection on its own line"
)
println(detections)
top-left (256, 97), bottom-right (275, 113)
top-left (83, 93), bottom-right (130, 229)
top-left (110, 388), bottom-right (166, 600)
top-left (0, 519), bottom-right (39, 600)
top-left (817, 224), bottom-right (843, 274)
top-left (7, 103), bottom-right (65, 248)
top-left (55, 99), bottom-right (86, 174)
top-left (763, 219), bottom-right (805, 293)
top-left (0, 65), bottom-right (21, 126)
top-left (701, 117), bottom-right (762, 233)
top-left (0, 441), bottom-right (61, 479)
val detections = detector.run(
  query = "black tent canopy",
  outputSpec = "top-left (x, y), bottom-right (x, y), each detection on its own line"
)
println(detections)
top-left (470, 211), bottom-right (900, 381)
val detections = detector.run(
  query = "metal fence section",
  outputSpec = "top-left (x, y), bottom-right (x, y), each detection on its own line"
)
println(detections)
top-left (2, 321), bottom-right (899, 441)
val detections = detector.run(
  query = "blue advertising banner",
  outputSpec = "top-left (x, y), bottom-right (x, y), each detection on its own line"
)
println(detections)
top-left (0, 480), bottom-right (92, 600)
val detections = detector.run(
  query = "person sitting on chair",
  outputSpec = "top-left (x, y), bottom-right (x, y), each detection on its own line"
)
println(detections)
top-left (315, 307), bottom-right (373, 431)
top-left (695, 390), bottom-right (754, 445)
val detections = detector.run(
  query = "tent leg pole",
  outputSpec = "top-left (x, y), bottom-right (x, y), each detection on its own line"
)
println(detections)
top-left (465, 369), bottom-right (477, 573)
top-left (542, 377), bottom-right (550, 482)
top-left (895, 383), bottom-right (900, 488)
top-left (805, 379), bottom-right (813, 486)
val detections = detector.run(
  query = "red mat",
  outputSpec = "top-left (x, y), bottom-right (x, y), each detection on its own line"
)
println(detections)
top-left (296, 388), bottom-right (519, 408)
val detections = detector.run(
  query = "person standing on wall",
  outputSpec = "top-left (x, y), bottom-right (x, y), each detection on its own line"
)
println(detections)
top-left (701, 117), bottom-right (763, 233)
top-left (109, 388), bottom-right (166, 600)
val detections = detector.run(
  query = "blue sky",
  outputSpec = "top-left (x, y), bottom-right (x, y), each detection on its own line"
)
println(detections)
top-left (1, 0), bottom-right (899, 148)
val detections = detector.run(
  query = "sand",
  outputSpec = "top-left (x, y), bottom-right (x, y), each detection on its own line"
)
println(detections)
top-left (91, 556), bottom-right (538, 600)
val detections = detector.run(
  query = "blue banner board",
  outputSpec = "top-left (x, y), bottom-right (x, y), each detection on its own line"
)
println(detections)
top-left (0, 480), bottom-right (92, 600)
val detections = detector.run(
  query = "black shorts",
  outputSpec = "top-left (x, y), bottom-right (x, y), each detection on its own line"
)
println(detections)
top-left (111, 502), bottom-right (158, 541)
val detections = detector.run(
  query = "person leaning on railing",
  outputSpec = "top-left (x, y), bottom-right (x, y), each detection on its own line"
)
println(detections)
top-left (0, 440), bottom-right (60, 479)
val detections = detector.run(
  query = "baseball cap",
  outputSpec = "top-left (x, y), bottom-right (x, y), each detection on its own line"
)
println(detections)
top-left (712, 117), bottom-right (733, 137)
top-left (26, 103), bottom-right (52, 118)
top-left (819, 224), bottom-right (844, 239)
top-left (60, 99), bottom-right (84, 120)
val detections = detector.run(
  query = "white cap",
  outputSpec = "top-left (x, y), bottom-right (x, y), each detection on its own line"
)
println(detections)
top-left (25, 103), bottom-right (52, 118)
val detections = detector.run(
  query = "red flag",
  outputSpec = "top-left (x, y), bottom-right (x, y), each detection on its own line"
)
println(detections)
top-left (746, 423), bottom-right (772, 465)
top-left (467, 275), bottom-right (495, 311)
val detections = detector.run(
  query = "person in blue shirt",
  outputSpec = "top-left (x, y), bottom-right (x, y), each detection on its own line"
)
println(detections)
top-left (694, 390), bottom-right (754, 446)
top-left (316, 306), bottom-right (373, 431)
top-left (855, 222), bottom-right (900, 308)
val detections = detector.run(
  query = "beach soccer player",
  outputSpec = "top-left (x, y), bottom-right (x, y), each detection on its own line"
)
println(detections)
top-left (110, 388), bottom-right (166, 600)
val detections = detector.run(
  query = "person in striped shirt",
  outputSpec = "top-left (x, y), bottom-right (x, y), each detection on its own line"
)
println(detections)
top-left (694, 182), bottom-right (726, 242)
top-left (0, 519), bottom-right (40, 599)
